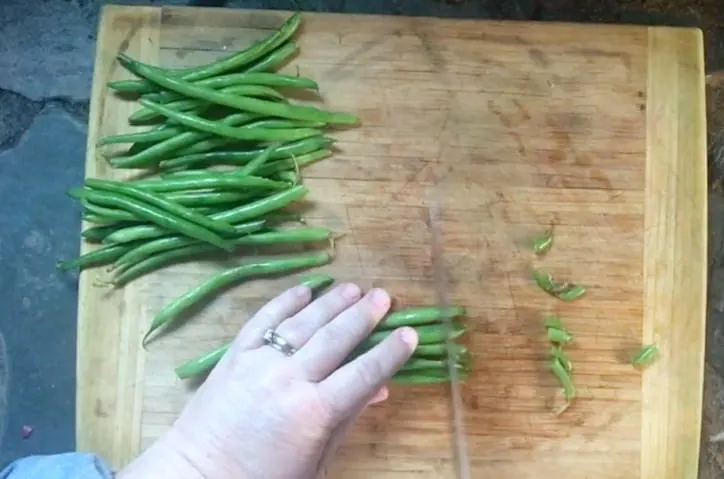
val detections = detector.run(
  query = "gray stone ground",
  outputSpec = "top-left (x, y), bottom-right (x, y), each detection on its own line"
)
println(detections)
top-left (1, 0), bottom-right (723, 473)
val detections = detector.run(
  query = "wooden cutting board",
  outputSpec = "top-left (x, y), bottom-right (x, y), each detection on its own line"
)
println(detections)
top-left (76, 5), bottom-right (707, 478)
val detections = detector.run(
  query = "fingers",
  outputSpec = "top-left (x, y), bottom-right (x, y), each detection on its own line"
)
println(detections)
top-left (230, 285), bottom-right (312, 352)
top-left (274, 283), bottom-right (362, 351)
top-left (293, 288), bottom-right (391, 381)
top-left (318, 327), bottom-right (417, 419)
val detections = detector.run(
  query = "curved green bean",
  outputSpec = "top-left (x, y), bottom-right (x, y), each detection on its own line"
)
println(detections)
top-left (176, 343), bottom-right (231, 379)
top-left (115, 224), bottom-right (327, 270)
top-left (161, 190), bottom-right (257, 208)
top-left (109, 13), bottom-right (301, 94)
top-left (129, 84), bottom-right (288, 124)
top-left (81, 224), bottom-right (130, 243)
top-left (241, 41), bottom-right (298, 74)
top-left (112, 221), bottom-right (268, 268)
top-left (142, 250), bottom-right (332, 346)
top-left (130, 174), bottom-right (288, 193)
top-left (81, 199), bottom-right (137, 222)
top-left (105, 185), bottom-right (308, 244)
top-left (137, 99), bottom-right (322, 142)
top-left (254, 149), bottom-right (332, 177)
top-left (118, 54), bottom-right (359, 125)
top-left (376, 305), bottom-right (466, 330)
top-left (147, 71), bottom-right (318, 105)
top-left (98, 125), bottom-right (182, 146)
top-left (85, 178), bottom-right (237, 236)
top-left (110, 112), bottom-right (259, 168)
top-left (162, 135), bottom-right (334, 169)
top-left (81, 189), bottom-right (234, 251)
top-left (57, 242), bottom-right (139, 271)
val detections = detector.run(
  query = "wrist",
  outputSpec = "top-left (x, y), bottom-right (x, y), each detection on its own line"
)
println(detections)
top-left (117, 431), bottom-right (207, 479)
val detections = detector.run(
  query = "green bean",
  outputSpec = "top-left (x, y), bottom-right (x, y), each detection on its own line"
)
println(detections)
top-left (81, 199), bottom-right (137, 222)
top-left (161, 190), bottom-right (256, 208)
top-left (81, 224), bottom-right (130, 243)
top-left (376, 305), bottom-right (466, 330)
top-left (360, 321), bottom-right (467, 350)
top-left (115, 226), bottom-right (329, 271)
top-left (399, 357), bottom-right (468, 373)
top-left (254, 149), bottom-right (332, 177)
top-left (631, 344), bottom-right (659, 368)
top-left (241, 41), bottom-right (298, 74)
top-left (85, 178), bottom-right (237, 236)
top-left (550, 358), bottom-right (576, 402)
top-left (105, 185), bottom-right (308, 244)
top-left (78, 189), bottom-right (234, 251)
top-left (176, 343), bottom-right (231, 379)
top-left (542, 315), bottom-right (563, 330)
top-left (550, 346), bottom-right (572, 373)
top-left (175, 272), bottom-right (334, 380)
top-left (532, 269), bottom-right (570, 294)
top-left (112, 219), bottom-right (266, 268)
top-left (83, 214), bottom-right (116, 225)
top-left (547, 327), bottom-right (573, 344)
top-left (118, 54), bottom-right (359, 126)
top-left (98, 125), bottom-right (182, 146)
top-left (556, 285), bottom-right (586, 302)
top-left (109, 13), bottom-right (301, 94)
top-left (147, 72), bottom-right (318, 105)
top-left (138, 99), bottom-right (323, 142)
top-left (142, 250), bottom-right (332, 346)
top-left (238, 143), bottom-right (278, 176)
top-left (121, 112), bottom-right (259, 168)
top-left (132, 175), bottom-right (287, 193)
top-left (412, 343), bottom-right (469, 361)
top-left (163, 135), bottom-right (334, 169)
top-left (533, 227), bottom-right (554, 255)
top-left (129, 84), bottom-right (288, 124)
top-left (390, 369), bottom-right (469, 385)
top-left (57, 242), bottom-right (139, 271)
top-left (298, 273), bottom-right (335, 295)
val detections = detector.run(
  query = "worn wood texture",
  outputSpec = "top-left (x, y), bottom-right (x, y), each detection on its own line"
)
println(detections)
top-left (76, 6), bottom-right (707, 478)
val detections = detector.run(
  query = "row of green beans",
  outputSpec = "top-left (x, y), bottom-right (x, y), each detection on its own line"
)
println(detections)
top-left (174, 275), bottom-right (471, 382)
top-left (59, 12), bottom-right (471, 387)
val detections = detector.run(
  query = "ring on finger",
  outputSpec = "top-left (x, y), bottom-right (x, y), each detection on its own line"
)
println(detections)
top-left (263, 329), bottom-right (298, 356)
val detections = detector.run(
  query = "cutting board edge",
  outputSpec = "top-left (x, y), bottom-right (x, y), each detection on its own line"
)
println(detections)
top-left (641, 26), bottom-right (707, 479)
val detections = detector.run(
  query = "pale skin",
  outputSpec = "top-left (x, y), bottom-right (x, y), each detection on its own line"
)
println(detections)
top-left (119, 283), bottom-right (419, 479)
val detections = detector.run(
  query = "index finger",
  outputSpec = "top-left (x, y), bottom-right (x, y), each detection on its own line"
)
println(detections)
top-left (317, 327), bottom-right (418, 420)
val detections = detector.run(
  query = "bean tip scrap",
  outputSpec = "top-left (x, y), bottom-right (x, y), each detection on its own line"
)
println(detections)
top-left (631, 344), bottom-right (659, 369)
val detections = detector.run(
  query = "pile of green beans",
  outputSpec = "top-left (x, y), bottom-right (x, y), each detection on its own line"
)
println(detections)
top-left (174, 275), bottom-right (471, 383)
top-left (98, 12), bottom-right (356, 172)
top-left (59, 12), bottom-right (470, 388)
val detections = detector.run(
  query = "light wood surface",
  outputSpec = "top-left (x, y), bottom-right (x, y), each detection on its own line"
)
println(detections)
top-left (76, 6), bottom-right (707, 478)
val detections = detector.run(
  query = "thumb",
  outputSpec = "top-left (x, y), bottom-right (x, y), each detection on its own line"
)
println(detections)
top-left (316, 386), bottom-right (389, 476)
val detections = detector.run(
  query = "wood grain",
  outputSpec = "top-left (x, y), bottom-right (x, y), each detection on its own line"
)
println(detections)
top-left (76, 6), bottom-right (707, 478)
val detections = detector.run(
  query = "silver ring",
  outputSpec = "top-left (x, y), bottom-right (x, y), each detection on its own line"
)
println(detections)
top-left (263, 329), bottom-right (297, 356)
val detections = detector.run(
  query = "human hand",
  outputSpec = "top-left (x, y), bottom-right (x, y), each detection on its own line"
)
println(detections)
top-left (120, 283), bottom-right (418, 479)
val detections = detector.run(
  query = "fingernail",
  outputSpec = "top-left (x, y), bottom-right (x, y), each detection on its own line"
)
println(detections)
top-left (340, 283), bottom-right (361, 300)
top-left (293, 285), bottom-right (311, 297)
top-left (367, 288), bottom-right (390, 308)
top-left (398, 327), bottom-right (418, 348)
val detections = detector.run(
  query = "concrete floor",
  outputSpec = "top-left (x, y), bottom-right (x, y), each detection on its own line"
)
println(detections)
top-left (2, 0), bottom-right (724, 475)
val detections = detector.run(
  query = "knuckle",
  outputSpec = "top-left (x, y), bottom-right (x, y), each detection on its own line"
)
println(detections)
top-left (356, 356), bottom-right (386, 388)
